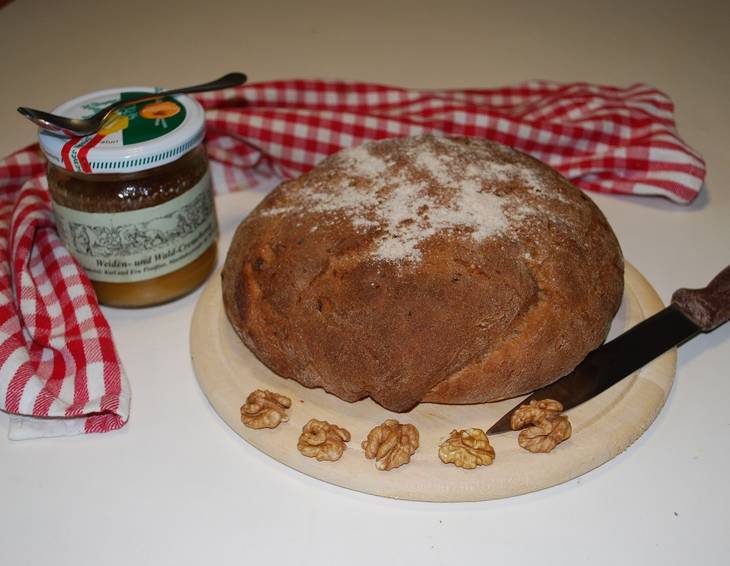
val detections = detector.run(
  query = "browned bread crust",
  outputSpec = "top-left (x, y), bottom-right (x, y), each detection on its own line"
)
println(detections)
top-left (222, 136), bottom-right (624, 412)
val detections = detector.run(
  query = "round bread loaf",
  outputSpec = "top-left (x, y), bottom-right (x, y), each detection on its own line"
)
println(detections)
top-left (222, 136), bottom-right (624, 412)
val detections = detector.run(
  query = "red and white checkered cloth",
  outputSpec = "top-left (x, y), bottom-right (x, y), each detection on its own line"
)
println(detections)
top-left (0, 79), bottom-right (705, 440)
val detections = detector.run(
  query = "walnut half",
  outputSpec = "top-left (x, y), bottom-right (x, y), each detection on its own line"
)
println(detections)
top-left (240, 389), bottom-right (291, 429)
top-left (362, 419), bottom-right (419, 471)
top-left (438, 428), bottom-right (495, 469)
top-left (297, 419), bottom-right (351, 462)
top-left (510, 399), bottom-right (571, 453)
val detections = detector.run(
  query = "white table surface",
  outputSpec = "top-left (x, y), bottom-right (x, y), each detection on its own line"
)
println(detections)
top-left (1, 1), bottom-right (729, 564)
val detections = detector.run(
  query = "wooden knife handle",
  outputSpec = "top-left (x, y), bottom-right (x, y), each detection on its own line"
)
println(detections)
top-left (671, 264), bottom-right (730, 332)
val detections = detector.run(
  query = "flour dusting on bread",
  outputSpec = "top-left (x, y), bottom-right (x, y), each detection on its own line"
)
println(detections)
top-left (261, 136), bottom-right (570, 262)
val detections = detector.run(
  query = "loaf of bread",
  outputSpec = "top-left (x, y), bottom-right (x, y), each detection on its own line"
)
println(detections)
top-left (222, 136), bottom-right (624, 412)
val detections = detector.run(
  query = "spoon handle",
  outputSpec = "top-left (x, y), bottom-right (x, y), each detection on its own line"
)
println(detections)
top-left (18, 73), bottom-right (248, 137)
top-left (93, 72), bottom-right (247, 121)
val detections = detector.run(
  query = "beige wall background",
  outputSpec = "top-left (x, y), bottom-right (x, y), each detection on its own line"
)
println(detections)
top-left (1, 0), bottom-right (728, 172)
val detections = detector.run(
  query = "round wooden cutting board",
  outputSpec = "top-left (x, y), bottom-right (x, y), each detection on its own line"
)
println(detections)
top-left (190, 262), bottom-right (676, 501)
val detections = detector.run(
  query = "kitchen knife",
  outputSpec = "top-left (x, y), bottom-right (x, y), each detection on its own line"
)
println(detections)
top-left (487, 264), bottom-right (730, 435)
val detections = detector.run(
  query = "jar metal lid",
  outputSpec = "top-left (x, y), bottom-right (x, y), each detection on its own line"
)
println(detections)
top-left (39, 87), bottom-right (206, 174)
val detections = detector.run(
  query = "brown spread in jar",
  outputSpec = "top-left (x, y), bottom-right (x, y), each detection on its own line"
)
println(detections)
top-left (40, 87), bottom-right (217, 307)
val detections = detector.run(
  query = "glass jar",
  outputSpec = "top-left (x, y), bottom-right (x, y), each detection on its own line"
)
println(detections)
top-left (40, 87), bottom-right (218, 307)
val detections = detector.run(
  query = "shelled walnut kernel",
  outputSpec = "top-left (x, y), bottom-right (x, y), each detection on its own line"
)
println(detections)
top-left (240, 389), bottom-right (291, 429)
top-left (362, 419), bottom-right (419, 471)
top-left (510, 399), bottom-right (571, 453)
top-left (438, 428), bottom-right (495, 469)
top-left (297, 419), bottom-right (351, 462)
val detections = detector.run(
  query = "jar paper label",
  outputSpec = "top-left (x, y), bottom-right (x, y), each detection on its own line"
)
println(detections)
top-left (52, 172), bottom-right (217, 283)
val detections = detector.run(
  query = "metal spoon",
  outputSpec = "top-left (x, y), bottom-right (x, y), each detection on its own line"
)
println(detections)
top-left (18, 72), bottom-right (247, 137)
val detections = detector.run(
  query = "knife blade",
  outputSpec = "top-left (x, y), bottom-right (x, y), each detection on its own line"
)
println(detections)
top-left (487, 263), bottom-right (730, 435)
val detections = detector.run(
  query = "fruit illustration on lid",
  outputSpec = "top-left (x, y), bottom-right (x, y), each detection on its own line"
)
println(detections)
top-left (139, 100), bottom-right (181, 128)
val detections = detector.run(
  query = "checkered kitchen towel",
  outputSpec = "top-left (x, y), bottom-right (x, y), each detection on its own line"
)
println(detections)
top-left (0, 79), bottom-right (705, 439)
